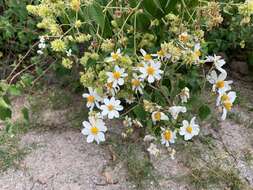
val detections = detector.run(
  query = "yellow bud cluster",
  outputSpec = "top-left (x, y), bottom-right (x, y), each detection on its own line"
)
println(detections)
top-left (101, 39), bottom-right (115, 52)
top-left (62, 58), bottom-right (73, 69)
top-left (51, 39), bottom-right (66, 52)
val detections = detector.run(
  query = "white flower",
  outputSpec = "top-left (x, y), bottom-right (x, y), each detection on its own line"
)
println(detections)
top-left (168, 106), bottom-right (187, 120)
top-left (218, 91), bottom-right (237, 120)
top-left (192, 43), bottom-right (201, 64)
top-left (147, 143), bottom-right (160, 156)
top-left (106, 65), bottom-right (128, 88)
top-left (205, 54), bottom-right (226, 73)
top-left (179, 87), bottom-right (190, 103)
top-left (131, 73), bottom-right (144, 94)
top-left (179, 117), bottom-right (200, 141)
top-left (207, 70), bottom-right (233, 94)
top-left (39, 36), bottom-right (45, 43)
top-left (143, 135), bottom-right (156, 142)
top-left (105, 82), bottom-right (119, 96)
top-left (105, 49), bottom-right (122, 62)
top-left (66, 49), bottom-right (72, 57)
top-left (81, 116), bottom-right (107, 144)
top-left (139, 61), bottom-right (163, 83)
top-left (151, 111), bottom-right (169, 124)
top-left (140, 49), bottom-right (153, 62)
top-left (38, 42), bottom-right (46, 49)
top-left (37, 50), bottom-right (44, 55)
top-left (125, 96), bottom-right (136, 104)
top-left (100, 97), bottom-right (123, 119)
top-left (161, 128), bottom-right (176, 147)
top-left (82, 87), bottom-right (103, 110)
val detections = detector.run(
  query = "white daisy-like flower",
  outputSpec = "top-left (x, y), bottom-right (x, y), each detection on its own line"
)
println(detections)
top-left (140, 49), bottom-right (153, 62)
top-left (151, 111), bottom-right (169, 124)
top-left (168, 106), bottom-right (187, 120)
top-left (147, 143), bottom-right (160, 157)
top-left (179, 87), bottom-right (190, 103)
top-left (179, 117), bottom-right (200, 141)
top-left (218, 91), bottom-right (237, 120)
top-left (192, 43), bottom-right (201, 64)
top-left (205, 54), bottom-right (226, 73)
top-left (139, 61), bottom-right (163, 83)
top-left (106, 65), bottom-right (128, 88)
top-left (207, 70), bottom-right (233, 94)
top-left (66, 49), bottom-right (72, 57)
top-left (81, 116), bottom-right (107, 144)
top-left (82, 87), bottom-right (103, 110)
top-left (105, 49), bottom-right (122, 62)
top-left (100, 97), bottom-right (123, 119)
top-left (131, 73), bottom-right (144, 94)
top-left (161, 128), bottom-right (177, 147)
top-left (105, 82), bottom-right (119, 96)
top-left (125, 96), bottom-right (136, 104)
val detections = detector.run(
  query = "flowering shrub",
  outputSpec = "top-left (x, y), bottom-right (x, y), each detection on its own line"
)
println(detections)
top-left (25, 0), bottom-right (251, 151)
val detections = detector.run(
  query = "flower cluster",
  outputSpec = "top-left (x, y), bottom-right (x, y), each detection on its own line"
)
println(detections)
top-left (206, 55), bottom-right (237, 120)
top-left (81, 45), bottom-right (202, 145)
top-left (26, 0), bottom-right (238, 153)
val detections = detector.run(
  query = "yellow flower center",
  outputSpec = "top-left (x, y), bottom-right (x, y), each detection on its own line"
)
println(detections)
top-left (194, 50), bottom-right (201, 57)
top-left (113, 71), bottom-right (121, 79)
top-left (144, 54), bottom-right (152, 61)
top-left (216, 80), bottom-right (225, 88)
top-left (107, 104), bottom-right (114, 111)
top-left (154, 112), bottom-right (161, 121)
top-left (157, 50), bottom-right (165, 57)
top-left (132, 79), bottom-right (140, 87)
top-left (146, 66), bottom-right (155, 75)
top-left (164, 130), bottom-right (172, 141)
top-left (87, 95), bottom-right (95, 103)
top-left (91, 126), bottom-right (99, 135)
top-left (112, 53), bottom-right (119, 60)
top-left (106, 82), bottom-right (113, 89)
top-left (224, 101), bottom-right (232, 111)
top-left (221, 94), bottom-right (229, 102)
top-left (186, 125), bottom-right (193, 134)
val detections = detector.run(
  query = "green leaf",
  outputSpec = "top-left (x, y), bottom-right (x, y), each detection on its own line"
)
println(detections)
top-left (133, 105), bottom-right (147, 121)
top-left (21, 107), bottom-right (29, 121)
top-left (152, 0), bottom-right (164, 13)
top-left (87, 2), bottom-right (105, 31)
top-left (198, 105), bottom-right (211, 120)
top-left (0, 97), bottom-right (10, 108)
top-left (0, 106), bottom-right (12, 120)
top-left (8, 85), bottom-right (22, 96)
top-left (160, 85), bottom-right (170, 97)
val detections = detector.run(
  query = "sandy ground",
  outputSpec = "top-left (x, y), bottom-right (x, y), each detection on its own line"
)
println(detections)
top-left (0, 80), bottom-right (253, 190)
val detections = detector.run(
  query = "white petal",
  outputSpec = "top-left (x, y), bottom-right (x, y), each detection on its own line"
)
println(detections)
top-left (148, 75), bottom-right (155, 83)
top-left (82, 121), bottom-right (91, 128)
top-left (221, 107), bottom-right (227, 120)
top-left (81, 128), bottom-right (90, 135)
top-left (98, 132), bottom-right (105, 142)
top-left (87, 135), bottom-right (94, 143)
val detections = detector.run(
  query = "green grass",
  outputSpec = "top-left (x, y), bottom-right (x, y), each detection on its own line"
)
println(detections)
top-left (0, 122), bottom-right (30, 172)
top-left (189, 166), bottom-right (247, 190)
top-left (106, 134), bottom-right (158, 190)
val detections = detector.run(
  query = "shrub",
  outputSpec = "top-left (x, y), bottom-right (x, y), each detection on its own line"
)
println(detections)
top-left (23, 0), bottom-right (245, 149)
